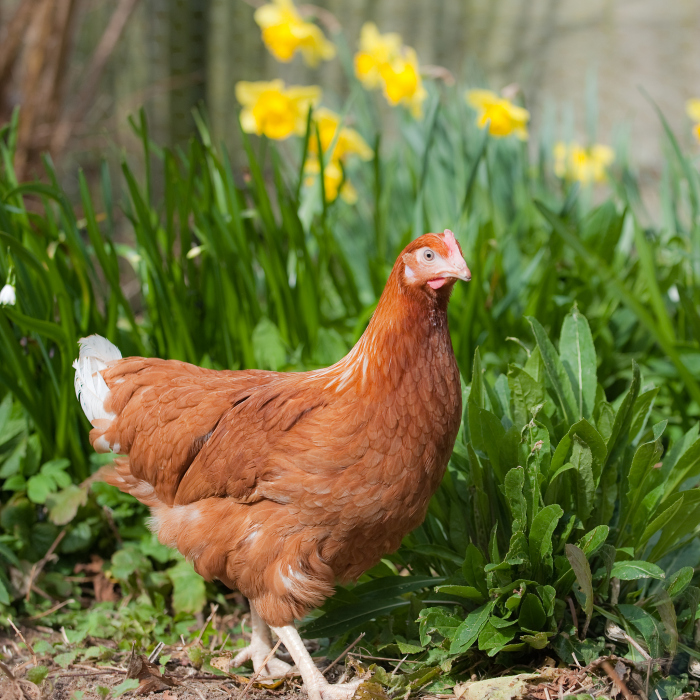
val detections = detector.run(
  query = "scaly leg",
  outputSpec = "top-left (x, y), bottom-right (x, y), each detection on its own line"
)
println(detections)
top-left (271, 624), bottom-right (362, 700)
top-left (232, 603), bottom-right (293, 678)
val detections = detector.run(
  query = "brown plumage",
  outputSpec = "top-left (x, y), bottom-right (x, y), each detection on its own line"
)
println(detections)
top-left (74, 229), bottom-right (471, 699)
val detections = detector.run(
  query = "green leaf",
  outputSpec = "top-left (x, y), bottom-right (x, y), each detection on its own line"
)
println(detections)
top-left (630, 387), bottom-right (660, 442)
top-left (527, 317), bottom-right (577, 425)
top-left (508, 365), bottom-right (545, 428)
top-left (559, 305), bottom-right (597, 420)
top-left (434, 585), bottom-right (484, 601)
top-left (617, 604), bottom-right (661, 658)
top-left (566, 544), bottom-right (594, 636)
top-left (478, 621), bottom-right (517, 655)
top-left (449, 601), bottom-right (495, 653)
top-left (605, 362), bottom-right (641, 466)
top-left (664, 567), bottom-right (693, 598)
top-left (462, 544), bottom-right (488, 596)
top-left (521, 631), bottom-right (554, 649)
top-left (518, 593), bottom-right (546, 631)
top-left (610, 560), bottom-right (665, 581)
top-left (577, 525), bottom-right (609, 556)
top-left (529, 504), bottom-right (563, 581)
top-left (303, 599), bottom-right (410, 638)
top-left (252, 317), bottom-right (286, 370)
top-left (112, 679), bottom-right (140, 697)
top-left (54, 651), bottom-right (78, 668)
top-left (571, 436), bottom-right (595, 523)
top-left (46, 484), bottom-right (87, 525)
top-left (418, 607), bottom-right (462, 647)
top-left (26, 665), bottom-right (49, 685)
top-left (26, 473), bottom-right (56, 504)
top-left (504, 467), bottom-right (526, 530)
top-left (169, 559), bottom-right (206, 615)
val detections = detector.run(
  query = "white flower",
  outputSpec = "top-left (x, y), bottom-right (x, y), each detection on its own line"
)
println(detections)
top-left (0, 283), bottom-right (16, 306)
top-left (668, 285), bottom-right (680, 303)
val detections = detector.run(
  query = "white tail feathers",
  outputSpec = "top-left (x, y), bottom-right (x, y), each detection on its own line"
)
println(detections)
top-left (73, 335), bottom-right (122, 425)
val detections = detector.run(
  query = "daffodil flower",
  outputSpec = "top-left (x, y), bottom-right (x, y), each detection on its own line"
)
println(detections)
top-left (254, 0), bottom-right (335, 67)
top-left (235, 80), bottom-right (321, 140)
top-left (554, 142), bottom-right (614, 184)
top-left (687, 99), bottom-right (700, 142)
top-left (0, 283), bottom-right (16, 306)
top-left (466, 89), bottom-right (530, 139)
top-left (309, 108), bottom-right (373, 162)
top-left (305, 108), bottom-right (373, 203)
top-left (354, 22), bottom-right (427, 118)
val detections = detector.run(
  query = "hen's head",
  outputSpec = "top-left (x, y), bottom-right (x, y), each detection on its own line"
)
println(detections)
top-left (400, 230), bottom-right (471, 296)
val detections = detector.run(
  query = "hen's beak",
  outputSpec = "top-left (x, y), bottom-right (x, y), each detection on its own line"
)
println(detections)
top-left (441, 256), bottom-right (471, 282)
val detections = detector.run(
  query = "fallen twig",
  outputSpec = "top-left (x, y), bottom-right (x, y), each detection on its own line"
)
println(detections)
top-left (25, 529), bottom-right (66, 601)
top-left (195, 604), bottom-right (220, 646)
top-left (601, 659), bottom-right (633, 700)
top-left (238, 640), bottom-right (281, 700)
top-left (7, 618), bottom-right (36, 665)
top-left (323, 633), bottom-right (364, 677)
top-left (26, 598), bottom-right (75, 620)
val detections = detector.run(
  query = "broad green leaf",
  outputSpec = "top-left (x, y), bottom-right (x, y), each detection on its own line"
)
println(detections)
top-left (26, 473), bottom-right (55, 504)
top-left (560, 305), bottom-right (597, 420)
top-left (435, 585), bottom-right (484, 601)
top-left (660, 437), bottom-right (700, 502)
top-left (478, 621), bottom-right (517, 655)
top-left (352, 575), bottom-right (445, 599)
top-left (462, 544), bottom-right (488, 596)
top-left (112, 679), bottom-right (140, 697)
top-left (304, 599), bottom-right (410, 638)
top-left (418, 607), bottom-right (462, 647)
top-left (605, 362), bottom-right (641, 467)
top-left (565, 544), bottom-right (593, 632)
top-left (636, 496), bottom-right (684, 552)
top-left (252, 317), bottom-right (286, 371)
top-left (54, 651), bottom-right (78, 668)
top-left (508, 365), bottom-right (545, 428)
top-left (504, 467), bottom-right (526, 531)
top-left (617, 604), bottom-right (661, 658)
top-left (610, 560), bottom-right (665, 581)
top-left (468, 403), bottom-right (507, 483)
top-left (521, 631), bottom-right (554, 649)
top-left (46, 484), bottom-right (87, 525)
top-left (630, 387), bottom-right (660, 442)
top-left (571, 436), bottom-right (594, 523)
top-left (654, 591), bottom-right (678, 655)
top-left (449, 601), bottom-right (496, 654)
top-left (169, 560), bottom-right (207, 615)
top-left (0, 578), bottom-right (10, 605)
top-left (577, 525), bottom-right (609, 556)
top-left (527, 317), bottom-right (577, 425)
top-left (529, 504), bottom-right (563, 581)
top-left (518, 593), bottom-right (546, 631)
top-left (664, 567), bottom-right (693, 598)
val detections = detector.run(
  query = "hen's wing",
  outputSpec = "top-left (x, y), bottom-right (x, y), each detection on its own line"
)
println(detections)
top-left (96, 357), bottom-right (278, 505)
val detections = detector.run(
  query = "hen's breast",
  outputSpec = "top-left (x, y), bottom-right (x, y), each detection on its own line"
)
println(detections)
top-left (316, 327), bottom-right (463, 582)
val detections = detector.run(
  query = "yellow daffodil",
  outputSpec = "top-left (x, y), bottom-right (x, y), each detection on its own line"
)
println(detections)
top-left (466, 89), bottom-right (530, 139)
top-left (687, 99), bottom-right (700, 142)
top-left (305, 108), bottom-right (373, 203)
top-left (305, 158), bottom-right (357, 203)
top-left (309, 108), bottom-right (373, 162)
top-left (254, 0), bottom-right (335, 67)
top-left (354, 22), bottom-right (427, 118)
top-left (354, 22), bottom-right (402, 90)
top-left (687, 98), bottom-right (700, 123)
top-left (235, 80), bottom-right (321, 140)
top-left (554, 142), bottom-right (614, 184)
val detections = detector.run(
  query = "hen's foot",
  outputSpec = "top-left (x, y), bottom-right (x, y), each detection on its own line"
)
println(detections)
top-left (233, 603), bottom-right (293, 679)
top-left (231, 640), bottom-right (293, 678)
top-left (309, 677), bottom-right (363, 700)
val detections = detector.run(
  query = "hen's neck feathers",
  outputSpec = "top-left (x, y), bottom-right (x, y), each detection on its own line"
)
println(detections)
top-left (322, 265), bottom-right (456, 395)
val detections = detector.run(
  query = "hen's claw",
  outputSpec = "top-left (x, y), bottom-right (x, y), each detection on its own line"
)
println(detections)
top-left (233, 604), bottom-right (293, 679)
top-left (231, 642), bottom-right (293, 678)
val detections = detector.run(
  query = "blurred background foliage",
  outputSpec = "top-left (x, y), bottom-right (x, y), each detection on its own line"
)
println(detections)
top-left (1, 0), bottom-right (700, 694)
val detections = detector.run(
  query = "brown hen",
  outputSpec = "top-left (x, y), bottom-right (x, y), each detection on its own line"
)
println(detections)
top-left (73, 229), bottom-right (471, 700)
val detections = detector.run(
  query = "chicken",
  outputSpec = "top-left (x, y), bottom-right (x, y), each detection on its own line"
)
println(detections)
top-left (73, 229), bottom-right (471, 700)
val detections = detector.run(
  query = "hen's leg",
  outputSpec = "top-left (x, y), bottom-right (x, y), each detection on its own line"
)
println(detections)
top-left (232, 603), bottom-right (293, 678)
top-left (271, 624), bottom-right (362, 700)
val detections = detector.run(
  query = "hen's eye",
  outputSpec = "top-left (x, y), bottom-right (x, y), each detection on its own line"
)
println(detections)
top-left (423, 249), bottom-right (435, 262)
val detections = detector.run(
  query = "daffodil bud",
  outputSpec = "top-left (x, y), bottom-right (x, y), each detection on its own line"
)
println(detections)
top-left (0, 283), bottom-right (16, 306)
